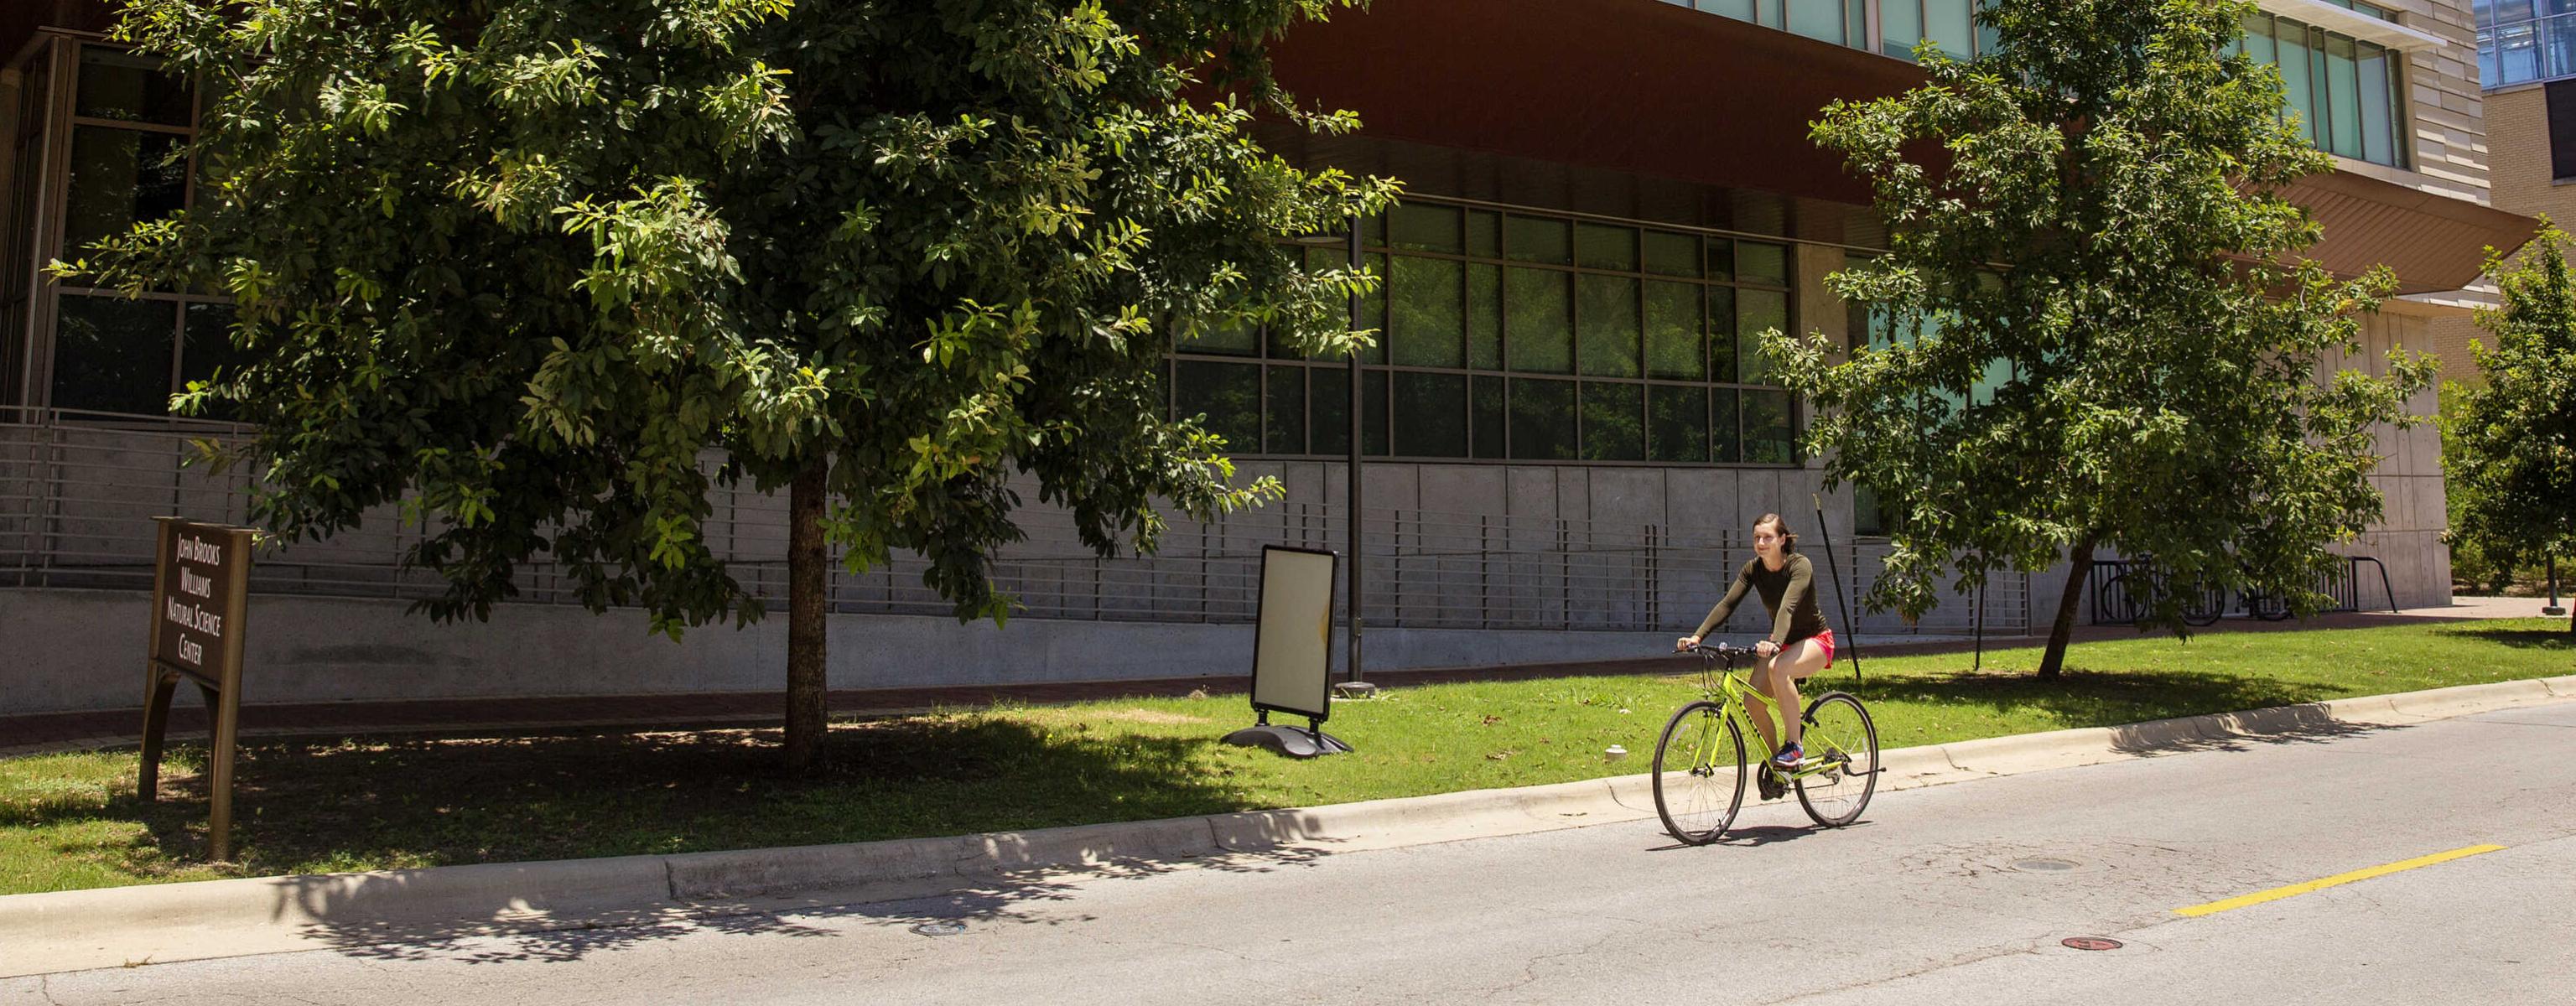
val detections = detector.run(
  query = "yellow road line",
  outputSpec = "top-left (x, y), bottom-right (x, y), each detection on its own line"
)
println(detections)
top-left (2174, 844), bottom-right (2509, 918)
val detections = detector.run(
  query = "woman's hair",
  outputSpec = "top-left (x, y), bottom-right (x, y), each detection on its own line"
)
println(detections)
top-left (1753, 513), bottom-right (1799, 553)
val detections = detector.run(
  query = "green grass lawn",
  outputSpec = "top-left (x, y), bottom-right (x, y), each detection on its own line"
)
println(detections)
top-left (3, 619), bottom-right (2568, 895)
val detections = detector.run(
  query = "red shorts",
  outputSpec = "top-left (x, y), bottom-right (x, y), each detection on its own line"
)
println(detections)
top-left (1808, 628), bottom-right (1836, 668)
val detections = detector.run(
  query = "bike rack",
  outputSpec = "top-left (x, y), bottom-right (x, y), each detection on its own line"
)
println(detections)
top-left (2088, 555), bottom-right (2396, 625)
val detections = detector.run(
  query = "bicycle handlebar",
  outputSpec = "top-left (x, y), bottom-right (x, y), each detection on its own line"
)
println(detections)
top-left (1680, 641), bottom-right (1757, 664)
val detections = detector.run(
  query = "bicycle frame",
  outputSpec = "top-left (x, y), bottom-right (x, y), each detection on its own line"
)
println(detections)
top-left (1681, 650), bottom-right (1851, 785)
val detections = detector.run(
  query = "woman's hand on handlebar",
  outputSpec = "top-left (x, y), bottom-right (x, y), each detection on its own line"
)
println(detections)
top-left (1675, 635), bottom-right (1701, 653)
top-left (1754, 640), bottom-right (1779, 658)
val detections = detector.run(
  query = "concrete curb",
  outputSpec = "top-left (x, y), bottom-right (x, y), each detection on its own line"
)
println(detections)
top-left (6, 677), bottom-right (2571, 977)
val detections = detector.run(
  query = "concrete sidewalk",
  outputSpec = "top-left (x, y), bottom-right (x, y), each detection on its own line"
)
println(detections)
top-left (4, 598), bottom-right (2557, 758)
top-left (3, 674), bottom-right (2570, 978)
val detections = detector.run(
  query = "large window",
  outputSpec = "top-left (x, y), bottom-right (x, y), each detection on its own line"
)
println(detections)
top-left (3, 37), bottom-right (226, 416)
top-left (2236, 13), bottom-right (2407, 169)
top-left (2480, 1), bottom-right (2576, 88)
top-left (1170, 201), bottom-right (1803, 465)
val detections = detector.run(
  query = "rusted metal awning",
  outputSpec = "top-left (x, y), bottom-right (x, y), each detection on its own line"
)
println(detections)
top-left (2283, 170), bottom-right (2536, 294)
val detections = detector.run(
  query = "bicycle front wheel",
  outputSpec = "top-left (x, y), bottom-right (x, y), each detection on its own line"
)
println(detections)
top-left (1794, 692), bottom-right (1879, 828)
top-left (1652, 700), bottom-right (1747, 845)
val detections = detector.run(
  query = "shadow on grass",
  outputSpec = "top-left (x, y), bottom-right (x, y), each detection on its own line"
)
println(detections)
top-left (2428, 624), bottom-right (2576, 651)
top-left (49, 713), bottom-right (1336, 963)
top-left (1831, 666), bottom-right (2348, 730)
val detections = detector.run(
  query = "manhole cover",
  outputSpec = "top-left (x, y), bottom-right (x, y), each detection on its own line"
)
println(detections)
top-left (2012, 858), bottom-right (2080, 872)
top-left (2062, 936), bottom-right (2123, 952)
top-left (911, 920), bottom-right (968, 937)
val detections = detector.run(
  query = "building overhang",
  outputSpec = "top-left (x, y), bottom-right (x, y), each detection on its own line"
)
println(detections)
top-left (2282, 169), bottom-right (2537, 295)
top-left (2255, 0), bottom-right (2452, 51)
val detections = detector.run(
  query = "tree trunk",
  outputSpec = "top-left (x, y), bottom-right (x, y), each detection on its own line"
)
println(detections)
top-left (2036, 533), bottom-right (2099, 681)
top-left (783, 457), bottom-right (829, 770)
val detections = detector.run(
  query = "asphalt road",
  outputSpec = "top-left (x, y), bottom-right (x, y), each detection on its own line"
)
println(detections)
top-left (8, 702), bottom-right (2573, 1004)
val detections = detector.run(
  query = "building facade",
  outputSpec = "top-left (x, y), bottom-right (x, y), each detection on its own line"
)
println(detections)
top-left (0, 1), bottom-right (2527, 714)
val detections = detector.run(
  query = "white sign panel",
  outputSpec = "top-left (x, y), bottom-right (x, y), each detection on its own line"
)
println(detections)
top-left (1252, 546), bottom-right (1337, 720)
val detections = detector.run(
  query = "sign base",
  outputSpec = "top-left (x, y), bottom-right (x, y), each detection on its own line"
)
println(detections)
top-left (1222, 724), bottom-right (1353, 759)
top-left (1331, 680), bottom-right (1380, 699)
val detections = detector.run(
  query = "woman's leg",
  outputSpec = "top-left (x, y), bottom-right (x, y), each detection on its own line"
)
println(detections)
top-left (1763, 638), bottom-right (1833, 751)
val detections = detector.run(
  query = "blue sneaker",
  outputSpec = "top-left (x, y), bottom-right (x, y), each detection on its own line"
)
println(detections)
top-left (1772, 741), bottom-right (1804, 771)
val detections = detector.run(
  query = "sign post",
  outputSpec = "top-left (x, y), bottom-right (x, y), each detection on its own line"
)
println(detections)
top-left (141, 516), bottom-right (254, 861)
top-left (1222, 546), bottom-right (1352, 758)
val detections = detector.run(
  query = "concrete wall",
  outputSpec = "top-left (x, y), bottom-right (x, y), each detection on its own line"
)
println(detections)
top-left (2, 587), bottom-right (1705, 716)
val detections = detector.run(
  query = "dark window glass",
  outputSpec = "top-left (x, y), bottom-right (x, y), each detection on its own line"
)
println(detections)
top-left (1574, 222), bottom-right (1638, 272)
top-left (1743, 389), bottom-right (1796, 463)
top-left (1647, 384), bottom-right (1711, 463)
top-left (1504, 215), bottom-right (1571, 265)
top-left (1504, 267), bottom-right (1573, 373)
top-left (2548, 80), bottom-right (2576, 180)
top-left (178, 303), bottom-right (246, 420)
top-left (1311, 366), bottom-right (1348, 455)
top-left (1390, 256), bottom-right (1465, 367)
top-left (1853, 484), bottom-right (1892, 536)
top-left (1643, 231), bottom-right (1701, 278)
top-left (1183, 320), bottom-right (1258, 356)
top-left (76, 46), bottom-right (192, 126)
top-left (50, 293), bottom-right (176, 415)
top-left (1712, 387), bottom-right (1742, 463)
top-left (1508, 378), bottom-right (1577, 460)
top-left (1472, 376), bottom-right (1507, 459)
top-left (1576, 274), bottom-right (1641, 378)
top-left (1738, 241), bottom-right (1789, 286)
top-left (1362, 252), bottom-right (1388, 364)
top-left (1579, 382), bottom-right (1644, 461)
top-left (1644, 281), bottom-right (1704, 381)
top-left (1175, 360), bottom-right (1262, 454)
top-left (64, 127), bottom-right (187, 260)
top-left (1391, 203), bottom-right (1463, 254)
top-left (1467, 210), bottom-right (1502, 258)
top-left (1265, 365), bottom-right (1305, 454)
top-left (1706, 239), bottom-right (1735, 283)
top-left (1392, 372), bottom-right (1468, 457)
top-left (1737, 288), bottom-right (1788, 383)
top-left (1707, 287), bottom-right (1738, 382)
top-left (1467, 263), bottom-right (1503, 371)
top-left (1364, 368), bottom-right (1389, 456)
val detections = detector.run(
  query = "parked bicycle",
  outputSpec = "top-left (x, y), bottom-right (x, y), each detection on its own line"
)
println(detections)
top-left (1651, 642), bottom-right (1881, 844)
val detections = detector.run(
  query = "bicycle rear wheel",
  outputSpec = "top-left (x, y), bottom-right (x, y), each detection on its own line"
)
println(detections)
top-left (1794, 692), bottom-right (1879, 828)
top-left (1652, 700), bottom-right (1747, 845)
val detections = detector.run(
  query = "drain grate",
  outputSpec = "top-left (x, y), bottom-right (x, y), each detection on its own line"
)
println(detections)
top-left (2062, 936), bottom-right (2123, 951)
top-left (911, 920), bottom-right (968, 937)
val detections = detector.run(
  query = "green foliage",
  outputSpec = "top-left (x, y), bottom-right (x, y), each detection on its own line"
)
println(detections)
top-left (1767, 0), bottom-right (2432, 634)
top-left (2446, 220), bottom-right (2576, 590)
top-left (70, 0), bottom-right (1395, 633)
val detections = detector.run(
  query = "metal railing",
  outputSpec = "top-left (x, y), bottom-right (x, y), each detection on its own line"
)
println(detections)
top-left (1, 410), bottom-right (2023, 637)
top-left (2087, 554), bottom-right (2397, 626)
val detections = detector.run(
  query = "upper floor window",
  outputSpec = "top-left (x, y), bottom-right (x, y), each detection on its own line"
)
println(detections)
top-left (2480, 1), bottom-right (2576, 88)
top-left (2237, 13), bottom-right (2410, 168)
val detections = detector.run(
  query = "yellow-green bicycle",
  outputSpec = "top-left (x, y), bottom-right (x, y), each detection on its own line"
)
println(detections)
top-left (1654, 642), bottom-right (1881, 843)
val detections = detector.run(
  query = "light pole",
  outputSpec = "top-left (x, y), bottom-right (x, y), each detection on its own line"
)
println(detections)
top-left (2546, 556), bottom-right (2566, 618)
top-left (1288, 205), bottom-right (1376, 699)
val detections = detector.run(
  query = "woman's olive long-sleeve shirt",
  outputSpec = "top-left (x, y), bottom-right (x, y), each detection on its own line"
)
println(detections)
top-left (1693, 553), bottom-right (1829, 646)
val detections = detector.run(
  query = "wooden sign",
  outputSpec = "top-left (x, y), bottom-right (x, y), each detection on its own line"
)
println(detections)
top-left (141, 516), bottom-right (254, 861)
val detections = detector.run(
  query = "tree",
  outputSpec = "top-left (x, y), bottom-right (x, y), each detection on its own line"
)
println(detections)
top-left (1764, 0), bottom-right (2433, 678)
top-left (74, 0), bottom-right (1394, 766)
top-left (2448, 220), bottom-right (2576, 635)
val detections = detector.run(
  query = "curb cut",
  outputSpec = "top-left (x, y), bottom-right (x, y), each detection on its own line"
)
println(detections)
top-left (5, 675), bottom-right (2571, 977)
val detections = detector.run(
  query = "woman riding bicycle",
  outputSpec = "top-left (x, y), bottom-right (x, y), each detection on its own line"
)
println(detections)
top-left (1674, 513), bottom-right (1836, 796)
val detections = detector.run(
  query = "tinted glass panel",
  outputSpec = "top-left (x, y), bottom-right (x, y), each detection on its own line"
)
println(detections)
top-left (1737, 289), bottom-right (1788, 383)
top-left (1711, 387), bottom-right (1741, 463)
top-left (1390, 256), bottom-right (1464, 367)
top-left (64, 127), bottom-right (186, 260)
top-left (1467, 263), bottom-right (1503, 370)
top-left (1706, 239), bottom-right (1735, 283)
top-left (1392, 372), bottom-right (1468, 457)
top-left (1647, 385), bottom-right (1711, 463)
top-left (1364, 368), bottom-right (1389, 456)
top-left (76, 47), bottom-right (192, 126)
top-left (1508, 378), bottom-right (1577, 460)
top-left (1643, 231), bottom-right (1700, 277)
top-left (1580, 382), bottom-right (1644, 461)
top-left (2326, 37), bottom-right (2362, 158)
top-left (1311, 366), bottom-right (1348, 455)
top-left (1391, 203), bottom-right (1463, 254)
top-left (1707, 287), bottom-right (1738, 382)
top-left (1504, 267), bottom-right (1573, 373)
top-left (2360, 49), bottom-right (2395, 167)
top-left (1362, 252), bottom-right (1388, 364)
top-left (1183, 320), bottom-right (1258, 356)
top-left (1737, 241), bottom-right (1789, 286)
top-left (1265, 365), bottom-right (1305, 454)
top-left (1504, 215), bottom-right (1571, 264)
top-left (51, 294), bottom-right (175, 415)
top-left (1925, 0), bottom-right (1975, 57)
top-left (1467, 210), bottom-right (1502, 258)
top-left (1743, 389), bottom-right (1796, 463)
top-left (1175, 360), bottom-right (1262, 453)
top-left (1883, 0), bottom-right (1924, 58)
top-left (1643, 281), bottom-right (1704, 381)
top-left (1576, 274), bottom-right (1641, 378)
top-left (1472, 376), bottom-right (1507, 459)
top-left (1574, 222), bottom-right (1638, 272)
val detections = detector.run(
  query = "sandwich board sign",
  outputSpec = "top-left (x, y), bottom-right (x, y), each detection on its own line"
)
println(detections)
top-left (1221, 545), bottom-right (1352, 758)
top-left (141, 516), bottom-right (254, 861)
